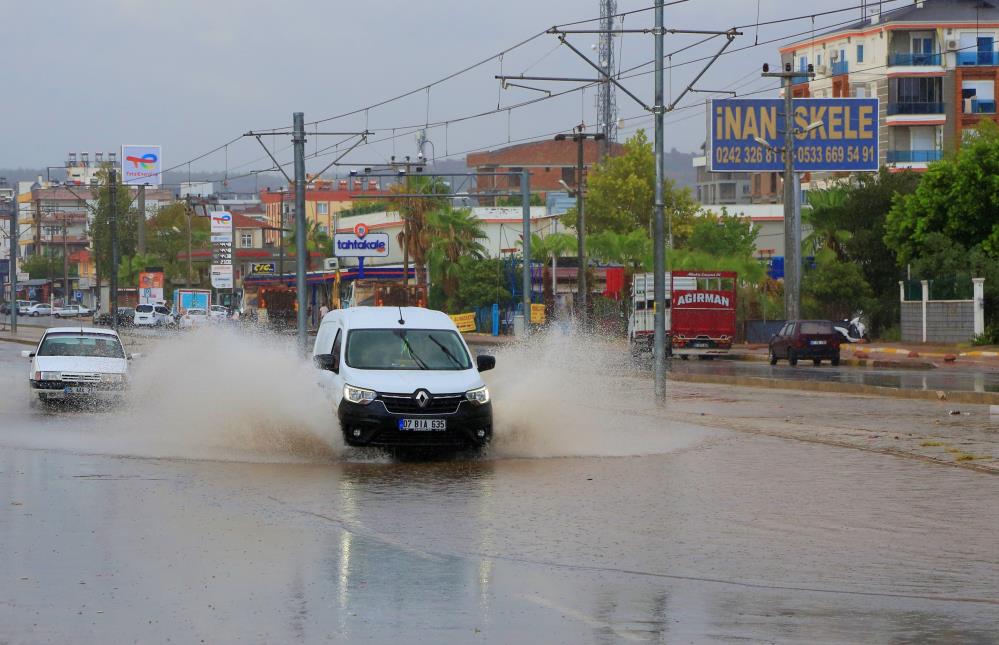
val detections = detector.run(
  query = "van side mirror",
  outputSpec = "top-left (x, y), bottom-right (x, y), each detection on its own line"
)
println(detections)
top-left (476, 354), bottom-right (496, 372)
top-left (314, 353), bottom-right (338, 373)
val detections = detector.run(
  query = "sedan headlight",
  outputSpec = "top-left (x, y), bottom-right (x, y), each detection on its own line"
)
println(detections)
top-left (343, 384), bottom-right (376, 405)
top-left (465, 386), bottom-right (490, 405)
top-left (34, 371), bottom-right (62, 381)
top-left (101, 373), bottom-right (124, 384)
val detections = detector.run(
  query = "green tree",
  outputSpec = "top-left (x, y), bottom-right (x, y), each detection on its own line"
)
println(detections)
top-left (587, 229), bottom-right (652, 272)
top-left (146, 202), bottom-right (210, 284)
top-left (90, 168), bottom-right (138, 281)
top-left (527, 232), bottom-right (576, 265)
top-left (285, 221), bottom-right (332, 270)
top-left (802, 249), bottom-right (874, 320)
top-left (561, 130), bottom-right (700, 238)
top-left (20, 253), bottom-right (73, 282)
top-left (685, 211), bottom-right (759, 258)
top-left (117, 253), bottom-right (161, 287)
top-left (452, 257), bottom-right (511, 311)
top-left (886, 120), bottom-right (999, 263)
top-left (802, 187), bottom-right (851, 259)
top-left (425, 207), bottom-right (488, 308)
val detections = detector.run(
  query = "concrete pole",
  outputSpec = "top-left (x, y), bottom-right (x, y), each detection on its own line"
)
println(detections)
top-left (575, 130), bottom-right (587, 326)
top-left (9, 189), bottom-right (17, 333)
top-left (521, 169), bottom-right (531, 337)
top-left (653, 0), bottom-right (667, 401)
top-left (783, 75), bottom-right (800, 321)
top-left (292, 112), bottom-right (308, 348)
top-left (920, 279), bottom-right (929, 343)
top-left (62, 217), bottom-right (69, 305)
top-left (109, 169), bottom-right (119, 330)
top-left (137, 184), bottom-right (146, 254)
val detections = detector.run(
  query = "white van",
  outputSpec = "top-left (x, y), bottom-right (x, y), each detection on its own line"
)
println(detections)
top-left (313, 307), bottom-right (495, 449)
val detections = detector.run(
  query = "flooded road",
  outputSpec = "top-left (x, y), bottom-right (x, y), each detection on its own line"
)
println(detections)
top-left (1, 338), bottom-right (997, 642)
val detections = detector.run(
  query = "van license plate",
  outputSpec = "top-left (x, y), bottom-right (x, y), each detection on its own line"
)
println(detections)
top-left (64, 386), bottom-right (94, 395)
top-left (810, 340), bottom-right (827, 345)
top-left (399, 419), bottom-right (446, 432)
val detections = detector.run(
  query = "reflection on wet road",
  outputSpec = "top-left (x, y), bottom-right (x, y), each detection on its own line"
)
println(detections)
top-left (669, 357), bottom-right (999, 394)
top-left (2, 434), bottom-right (997, 642)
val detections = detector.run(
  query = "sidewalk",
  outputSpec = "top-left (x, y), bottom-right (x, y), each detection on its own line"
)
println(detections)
top-left (733, 340), bottom-right (999, 369)
top-left (0, 326), bottom-right (45, 346)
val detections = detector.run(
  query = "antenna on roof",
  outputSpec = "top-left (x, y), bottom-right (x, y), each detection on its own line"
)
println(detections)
top-left (398, 306), bottom-right (405, 325)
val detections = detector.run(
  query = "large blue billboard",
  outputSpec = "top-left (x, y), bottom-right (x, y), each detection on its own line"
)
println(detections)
top-left (709, 98), bottom-right (879, 173)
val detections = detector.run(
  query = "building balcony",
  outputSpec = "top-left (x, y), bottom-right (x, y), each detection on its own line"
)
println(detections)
top-left (958, 51), bottom-right (999, 66)
top-left (831, 60), bottom-right (849, 75)
top-left (887, 101), bottom-right (945, 115)
top-left (887, 150), bottom-right (943, 163)
top-left (966, 98), bottom-right (997, 114)
top-left (889, 52), bottom-right (942, 67)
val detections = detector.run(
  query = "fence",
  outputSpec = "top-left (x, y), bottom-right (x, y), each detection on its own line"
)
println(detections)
top-left (899, 278), bottom-right (985, 343)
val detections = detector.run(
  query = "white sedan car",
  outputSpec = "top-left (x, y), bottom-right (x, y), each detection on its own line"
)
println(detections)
top-left (209, 305), bottom-right (229, 320)
top-left (26, 303), bottom-right (53, 317)
top-left (24, 327), bottom-right (138, 404)
top-left (53, 304), bottom-right (93, 318)
top-left (179, 308), bottom-right (209, 329)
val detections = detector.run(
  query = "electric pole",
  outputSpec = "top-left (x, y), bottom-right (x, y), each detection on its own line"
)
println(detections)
top-left (762, 62), bottom-right (814, 321)
top-left (137, 184), bottom-right (146, 254)
top-left (555, 127), bottom-right (603, 327)
top-left (653, 0), bottom-right (667, 401)
top-left (520, 168), bottom-right (532, 338)
top-left (6, 182), bottom-right (17, 333)
top-left (293, 112), bottom-right (308, 347)
top-left (109, 169), bottom-right (119, 330)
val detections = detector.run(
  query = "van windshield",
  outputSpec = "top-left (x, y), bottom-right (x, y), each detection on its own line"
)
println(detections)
top-left (346, 329), bottom-right (472, 370)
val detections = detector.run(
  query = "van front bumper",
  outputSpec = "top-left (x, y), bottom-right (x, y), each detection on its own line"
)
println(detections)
top-left (338, 399), bottom-right (493, 448)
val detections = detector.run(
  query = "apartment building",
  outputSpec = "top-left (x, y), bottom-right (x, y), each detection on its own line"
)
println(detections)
top-left (780, 0), bottom-right (999, 172)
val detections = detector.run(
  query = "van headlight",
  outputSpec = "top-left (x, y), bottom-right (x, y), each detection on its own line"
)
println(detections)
top-left (343, 384), bottom-right (377, 405)
top-left (465, 386), bottom-right (490, 405)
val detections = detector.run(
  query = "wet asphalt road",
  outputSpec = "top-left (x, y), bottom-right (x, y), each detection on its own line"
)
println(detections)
top-left (1, 340), bottom-right (997, 643)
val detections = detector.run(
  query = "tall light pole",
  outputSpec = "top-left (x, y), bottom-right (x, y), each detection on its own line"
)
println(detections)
top-left (761, 61), bottom-right (815, 320)
top-left (554, 127), bottom-right (603, 326)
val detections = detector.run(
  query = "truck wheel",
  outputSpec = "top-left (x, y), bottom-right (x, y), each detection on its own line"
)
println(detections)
top-left (788, 350), bottom-right (798, 366)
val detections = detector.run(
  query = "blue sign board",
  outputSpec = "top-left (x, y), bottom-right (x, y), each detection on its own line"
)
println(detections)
top-left (710, 98), bottom-right (879, 172)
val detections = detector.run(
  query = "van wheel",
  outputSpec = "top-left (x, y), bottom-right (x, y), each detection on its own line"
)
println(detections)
top-left (788, 350), bottom-right (798, 366)
top-left (769, 349), bottom-right (778, 365)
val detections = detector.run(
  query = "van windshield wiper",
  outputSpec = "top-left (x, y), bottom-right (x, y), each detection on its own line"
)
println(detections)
top-left (428, 334), bottom-right (464, 368)
top-left (398, 334), bottom-right (429, 370)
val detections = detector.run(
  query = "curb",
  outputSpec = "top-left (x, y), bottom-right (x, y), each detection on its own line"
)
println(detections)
top-left (0, 337), bottom-right (40, 347)
top-left (722, 352), bottom-right (936, 370)
top-left (670, 371), bottom-right (999, 405)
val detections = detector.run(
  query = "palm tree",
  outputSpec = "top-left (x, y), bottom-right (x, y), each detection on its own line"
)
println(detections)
top-left (387, 176), bottom-right (450, 287)
top-left (425, 207), bottom-right (488, 305)
top-left (518, 232), bottom-right (576, 307)
top-left (802, 187), bottom-right (851, 260)
top-left (587, 230), bottom-right (652, 273)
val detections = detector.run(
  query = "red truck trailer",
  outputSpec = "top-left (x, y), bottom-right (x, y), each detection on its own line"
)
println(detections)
top-left (628, 270), bottom-right (737, 358)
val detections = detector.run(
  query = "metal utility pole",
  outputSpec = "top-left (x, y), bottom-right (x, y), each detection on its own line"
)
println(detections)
top-left (554, 128), bottom-right (603, 327)
top-left (521, 169), bottom-right (532, 337)
top-left (278, 189), bottom-right (286, 281)
top-left (762, 62), bottom-right (814, 321)
top-left (136, 184), bottom-right (146, 254)
top-left (109, 169), bottom-right (119, 330)
top-left (61, 216), bottom-right (69, 304)
top-left (292, 112), bottom-right (308, 347)
top-left (184, 196), bottom-right (194, 288)
top-left (652, 0), bottom-right (667, 401)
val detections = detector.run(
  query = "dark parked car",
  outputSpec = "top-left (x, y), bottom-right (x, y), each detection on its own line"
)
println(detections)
top-left (769, 320), bottom-right (841, 366)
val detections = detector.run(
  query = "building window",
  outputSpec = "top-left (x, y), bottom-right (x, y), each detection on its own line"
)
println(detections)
top-left (799, 56), bottom-right (807, 71)
top-left (508, 168), bottom-right (522, 189)
top-left (856, 44), bottom-right (864, 63)
top-left (816, 53), bottom-right (822, 67)
top-left (240, 232), bottom-right (253, 248)
top-left (317, 202), bottom-right (329, 215)
top-left (561, 167), bottom-right (576, 187)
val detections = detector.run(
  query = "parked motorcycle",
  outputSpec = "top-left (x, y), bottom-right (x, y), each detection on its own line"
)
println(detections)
top-left (834, 314), bottom-right (868, 343)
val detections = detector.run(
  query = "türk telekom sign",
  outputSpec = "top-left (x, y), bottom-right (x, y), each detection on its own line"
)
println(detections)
top-left (334, 223), bottom-right (389, 258)
top-left (121, 144), bottom-right (162, 186)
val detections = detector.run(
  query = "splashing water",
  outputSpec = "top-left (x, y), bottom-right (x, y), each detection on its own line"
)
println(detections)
top-left (485, 328), bottom-right (712, 459)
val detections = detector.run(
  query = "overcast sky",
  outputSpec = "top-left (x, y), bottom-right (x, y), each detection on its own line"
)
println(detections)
top-left (2, 0), bottom-right (896, 175)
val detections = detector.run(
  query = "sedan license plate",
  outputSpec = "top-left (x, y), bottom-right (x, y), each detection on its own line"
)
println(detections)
top-left (398, 418), bottom-right (446, 432)
top-left (693, 342), bottom-right (709, 348)
top-left (64, 386), bottom-right (95, 395)
top-left (810, 340), bottom-right (827, 345)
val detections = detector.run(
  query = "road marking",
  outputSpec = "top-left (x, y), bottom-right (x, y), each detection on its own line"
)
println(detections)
top-left (520, 593), bottom-right (645, 642)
